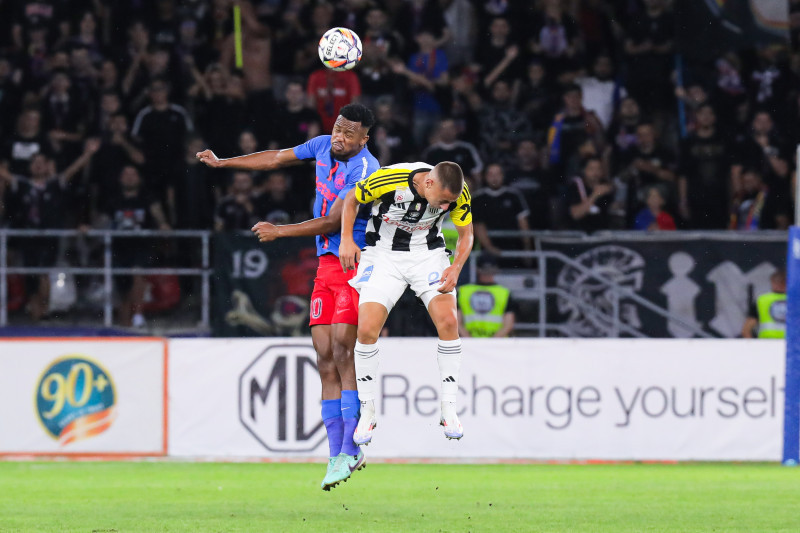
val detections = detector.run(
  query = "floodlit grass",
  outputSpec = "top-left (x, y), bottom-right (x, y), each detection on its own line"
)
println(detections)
top-left (0, 461), bottom-right (799, 532)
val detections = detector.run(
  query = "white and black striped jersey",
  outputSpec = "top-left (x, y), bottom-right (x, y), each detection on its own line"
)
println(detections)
top-left (354, 162), bottom-right (472, 252)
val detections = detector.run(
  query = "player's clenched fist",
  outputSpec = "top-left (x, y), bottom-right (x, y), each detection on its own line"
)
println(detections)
top-left (195, 149), bottom-right (223, 168)
top-left (339, 239), bottom-right (361, 272)
top-left (252, 221), bottom-right (281, 242)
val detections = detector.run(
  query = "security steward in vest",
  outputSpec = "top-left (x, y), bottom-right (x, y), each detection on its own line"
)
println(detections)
top-left (457, 254), bottom-right (517, 337)
top-left (742, 269), bottom-right (787, 339)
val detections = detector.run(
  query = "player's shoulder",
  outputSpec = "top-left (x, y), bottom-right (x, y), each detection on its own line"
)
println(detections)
top-left (459, 181), bottom-right (471, 202)
top-left (307, 135), bottom-right (332, 152)
top-left (311, 134), bottom-right (332, 145)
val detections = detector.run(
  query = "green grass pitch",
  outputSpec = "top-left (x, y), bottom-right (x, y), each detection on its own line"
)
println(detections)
top-left (1, 461), bottom-right (799, 532)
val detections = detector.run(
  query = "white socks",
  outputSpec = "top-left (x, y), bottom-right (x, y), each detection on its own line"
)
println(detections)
top-left (355, 338), bottom-right (461, 403)
top-left (354, 340), bottom-right (379, 401)
top-left (437, 338), bottom-right (462, 402)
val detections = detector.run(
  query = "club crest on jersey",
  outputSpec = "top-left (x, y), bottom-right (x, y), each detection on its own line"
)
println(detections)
top-left (401, 202), bottom-right (426, 223)
top-left (335, 176), bottom-right (345, 189)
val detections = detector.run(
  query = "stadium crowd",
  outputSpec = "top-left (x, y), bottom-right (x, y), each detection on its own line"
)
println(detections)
top-left (0, 0), bottom-right (798, 324)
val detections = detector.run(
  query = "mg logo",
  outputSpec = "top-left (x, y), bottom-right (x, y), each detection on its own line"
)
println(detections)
top-left (239, 344), bottom-right (325, 452)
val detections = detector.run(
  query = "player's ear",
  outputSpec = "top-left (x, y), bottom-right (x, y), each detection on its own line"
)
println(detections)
top-left (361, 134), bottom-right (369, 147)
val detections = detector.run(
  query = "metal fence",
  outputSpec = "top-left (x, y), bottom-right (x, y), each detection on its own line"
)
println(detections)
top-left (0, 229), bottom-right (212, 329)
top-left (481, 229), bottom-right (788, 338)
top-left (0, 228), bottom-right (787, 337)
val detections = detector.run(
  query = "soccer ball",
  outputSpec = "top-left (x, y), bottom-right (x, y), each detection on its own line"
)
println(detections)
top-left (318, 27), bottom-right (362, 71)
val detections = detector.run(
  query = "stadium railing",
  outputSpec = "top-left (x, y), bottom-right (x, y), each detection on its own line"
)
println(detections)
top-left (484, 229), bottom-right (787, 338)
top-left (0, 229), bottom-right (211, 329)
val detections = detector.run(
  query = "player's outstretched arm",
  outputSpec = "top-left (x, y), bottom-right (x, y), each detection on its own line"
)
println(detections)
top-left (439, 223), bottom-right (474, 294)
top-left (195, 148), bottom-right (302, 171)
top-left (252, 199), bottom-right (344, 242)
top-left (338, 188), bottom-right (361, 272)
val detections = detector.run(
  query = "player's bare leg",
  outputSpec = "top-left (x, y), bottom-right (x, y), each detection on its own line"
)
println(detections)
top-left (312, 325), bottom-right (346, 490)
top-left (428, 294), bottom-right (464, 440)
top-left (353, 302), bottom-right (389, 445)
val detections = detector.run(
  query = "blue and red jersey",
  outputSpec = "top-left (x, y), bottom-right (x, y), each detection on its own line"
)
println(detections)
top-left (293, 135), bottom-right (379, 257)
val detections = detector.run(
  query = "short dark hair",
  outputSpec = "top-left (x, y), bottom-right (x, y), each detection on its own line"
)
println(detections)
top-left (434, 161), bottom-right (464, 194)
top-left (339, 103), bottom-right (375, 131)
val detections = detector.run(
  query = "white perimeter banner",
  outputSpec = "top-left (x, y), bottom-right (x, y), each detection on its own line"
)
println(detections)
top-left (0, 339), bottom-right (166, 455)
top-left (169, 338), bottom-right (785, 461)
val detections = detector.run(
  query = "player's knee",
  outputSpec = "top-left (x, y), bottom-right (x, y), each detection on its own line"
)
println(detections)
top-left (357, 330), bottom-right (380, 345)
top-left (436, 313), bottom-right (459, 336)
top-left (332, 340), bottom-right (352, 362)
top-left (317, 354), bottom-right (338, 381)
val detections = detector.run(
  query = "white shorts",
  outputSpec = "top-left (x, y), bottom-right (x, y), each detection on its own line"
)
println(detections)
top-left (349, 247), bottom-right (456, 312)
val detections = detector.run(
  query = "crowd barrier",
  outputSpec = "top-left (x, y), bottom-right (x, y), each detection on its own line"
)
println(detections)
top-left (0, 337), bottom-right (785, 461)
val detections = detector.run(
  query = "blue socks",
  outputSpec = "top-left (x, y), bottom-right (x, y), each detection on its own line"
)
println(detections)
top-left (321, 399), bottom-right (343, 458)
top-left (340, 390), bottom-right (360, 456)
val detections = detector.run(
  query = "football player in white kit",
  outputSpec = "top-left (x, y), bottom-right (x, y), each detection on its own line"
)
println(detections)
top-left (339, 161), bottom-right (473, 443)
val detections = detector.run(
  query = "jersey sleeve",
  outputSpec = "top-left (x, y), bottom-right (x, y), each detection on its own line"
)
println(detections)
top-left (353, 167), bottom-right (409, 204)
top-left (292, 135), bottom-right (328, 161)
top-left (449, 183), bottom-right (472, 226)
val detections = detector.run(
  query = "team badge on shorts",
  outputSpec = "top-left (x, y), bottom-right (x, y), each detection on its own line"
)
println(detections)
top-left (358, 265), bottom-right (374, 283)
top-left (428, 271), bottom-right (441, 286)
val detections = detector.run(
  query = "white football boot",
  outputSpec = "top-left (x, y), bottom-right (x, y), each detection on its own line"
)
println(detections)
top-left (353, 400), bottom-right (377, 445)
top-left (440, 401), bottom-right (463, 440)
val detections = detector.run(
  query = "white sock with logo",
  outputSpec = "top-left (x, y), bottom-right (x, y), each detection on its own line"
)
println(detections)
top-left (354, 340), bottom-right (379, 402)
top-left (437, 338), bottom-right (462, 402)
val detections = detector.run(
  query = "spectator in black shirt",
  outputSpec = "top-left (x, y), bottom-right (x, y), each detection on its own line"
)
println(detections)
top-left (174, 136), bottom-right (214, 229)
top-left (749, 45), bottom-right (792, 114)
top-left (190, 63), bottom-right (246, 158)
top-left (0, 139), bottom-right (99, 321)
top-left (518, 59), bottom-right (556, 140)
top-left (473, 164), bottom-right (532, 266)
top-left (620, 123), bottom-right (678, 226)
top-left (546, 84), bottom-right (605, 185)
top-left (0, 57), bottom-right (22, 141)
top-left (473, 17), bottom-right (521, 86)
top-left (508, 139), bottom-right (550, 229)
top-left (91, 113), bottom-right (145, 217)
top-left (368, 96), bottom-right (413, 166)
top-left (479, 79), bottom-right (533, 170)
top-left (362, 7), bottom-right (405, 60)
top-left (257, 171), bottom-right (302, 224)
top-left (108, 164), bottom-right (171, 328)
top-left (423, 118), bottom-right (483, 183)
top-left (4, 109), bottom-right (51, 176)
top-left (268, 80), bottom-right (321, 149)
top-left (622, 0), bottom-right (674, 114)
top-left (131, 78), bottom-right (193, 202)
top-left (214, 171), bottom-right (261, 232)
top-left (567, 156), bottom-right (613, 233)
top-left (93, 90), bottom-right (123, 135)
top-left (528, 0), bottom-right (581, 80)
top-left (678, 104), bottom-right (732, 229)
top-left (41, 70), bottom-right (88, 165)
top-left (731, 110), bottom-right (791, 200)
top-left (730, 168), bottom-right (790, 231)
top-left (607, 97), bottom-right (642, 176)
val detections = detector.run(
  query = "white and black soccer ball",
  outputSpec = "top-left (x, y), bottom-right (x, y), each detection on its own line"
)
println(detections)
top-left (318, 27), bottom-right (362, 71)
